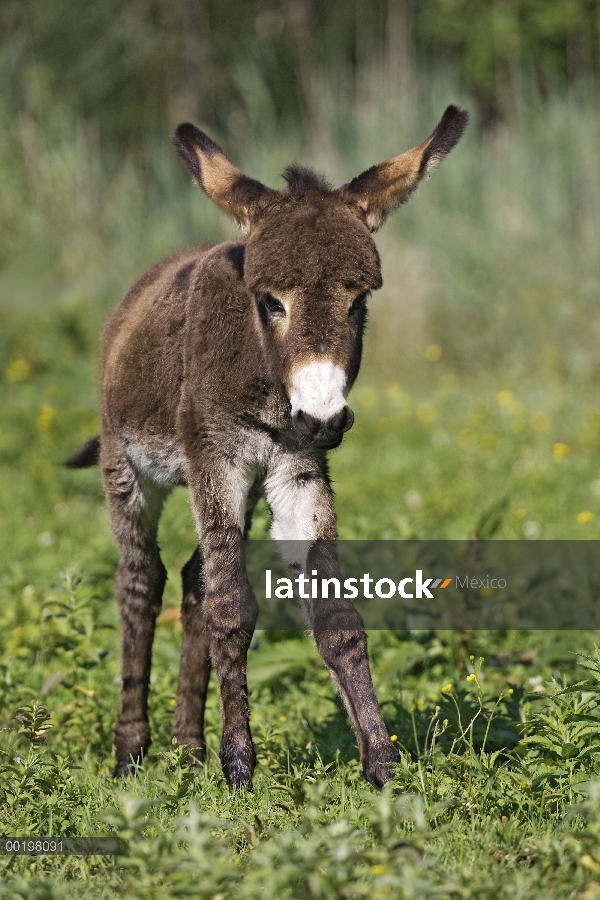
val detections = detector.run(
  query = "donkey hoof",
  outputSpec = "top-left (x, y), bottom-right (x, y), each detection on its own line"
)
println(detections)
top-left (221, 738), bottom-right (256, 789)
top-left (364, 763), bottom-right (396, 789)
top-left (364, 745), bottom-right (400, 789)
top-left (228, 777), bottom-right (254, 792)
top-left (222, 759), bottom-right (255, 789)
top-left (113, 758), bottom-right (139, 779)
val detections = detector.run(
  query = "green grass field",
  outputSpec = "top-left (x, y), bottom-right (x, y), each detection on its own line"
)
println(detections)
top-left (2, 76), bottom-right (600, 897)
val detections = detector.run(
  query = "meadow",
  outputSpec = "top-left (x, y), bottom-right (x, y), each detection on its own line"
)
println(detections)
top-left (2, 68), bottom-right (600, 897)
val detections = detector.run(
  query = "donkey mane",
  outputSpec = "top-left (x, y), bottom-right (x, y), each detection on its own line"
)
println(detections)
top-left (282, 164), bottom-right (333, 195)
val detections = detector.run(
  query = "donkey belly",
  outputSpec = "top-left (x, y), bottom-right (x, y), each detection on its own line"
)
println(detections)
top-left (123, 432), bottom-right (188, 489)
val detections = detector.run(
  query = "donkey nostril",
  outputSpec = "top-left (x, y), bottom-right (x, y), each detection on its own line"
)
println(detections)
top-left (292, 409), bottom-right (319, 437)
top-left (329, 406), bottom-right (354, 434)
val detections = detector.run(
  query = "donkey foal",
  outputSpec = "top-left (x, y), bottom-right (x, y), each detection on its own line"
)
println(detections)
top-left (68, 106), bottom-right (467, 787)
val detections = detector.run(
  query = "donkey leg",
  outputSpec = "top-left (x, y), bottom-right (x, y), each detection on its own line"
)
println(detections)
top-left (188, 466), bottom-right (258, 788)
top-left (172, 546), bottom-right (211, 763)
top-left (264, 455), bottom-right (398, 788)
top-left (102, 444), bottom-right (167, 775)
top-left (173, 483), bottom-right (260, 763)
top-left (312, 611), bottom-right (399, 785)
top-left (204, 531), bottom-right (257, 787)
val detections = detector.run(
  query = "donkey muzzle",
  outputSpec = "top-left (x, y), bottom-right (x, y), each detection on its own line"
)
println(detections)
top-left (292, 406), bottom-right (354, 448)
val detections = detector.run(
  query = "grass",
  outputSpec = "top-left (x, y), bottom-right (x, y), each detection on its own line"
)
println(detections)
top-left (2, 574), bottom-right (600, 897)
top-left (2, 65), bottom-right (600, 897)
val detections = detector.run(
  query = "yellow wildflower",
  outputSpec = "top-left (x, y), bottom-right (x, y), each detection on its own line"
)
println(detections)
top-left (425, 344), bottom-right (442, 361)
top-left (36, 404), bottom-right (57, 431)
top-left (416, 403), bottom-right (436, 424)
top-left (441, 683), bottom-right (453, 693)
top-left (6, 355), bottom-right (30, 382)
top-left (496, 390), bottom-right (513, 407)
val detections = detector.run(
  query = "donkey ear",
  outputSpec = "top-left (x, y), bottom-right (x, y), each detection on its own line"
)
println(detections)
top-left (335, 105), bottom-right (468, 232)
top-left (173, 123), bottom-right (277, 233)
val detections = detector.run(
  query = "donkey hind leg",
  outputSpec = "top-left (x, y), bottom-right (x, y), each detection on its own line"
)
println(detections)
top-left (264, 459), bottom-right (399, 788)
top-left (104, 452), bottom-right (168, 776)
top-left (172, 546), bottom-right (211, 764)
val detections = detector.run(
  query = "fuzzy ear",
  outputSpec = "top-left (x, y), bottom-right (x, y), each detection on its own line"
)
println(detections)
top-left (173, 123), bottom-right (278, 233)
top-left (335, 105), bottom-right (468, 232)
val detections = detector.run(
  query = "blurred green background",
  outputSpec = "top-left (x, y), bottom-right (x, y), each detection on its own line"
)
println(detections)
top-left (2, 0), bottom-right (600, 588)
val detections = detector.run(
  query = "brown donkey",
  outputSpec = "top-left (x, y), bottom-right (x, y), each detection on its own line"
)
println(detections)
top-left (67, 106), bottom-right (467, 787)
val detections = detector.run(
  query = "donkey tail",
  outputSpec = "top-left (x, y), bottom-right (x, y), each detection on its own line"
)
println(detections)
top-left (64, 435), bottom-right (100, 468)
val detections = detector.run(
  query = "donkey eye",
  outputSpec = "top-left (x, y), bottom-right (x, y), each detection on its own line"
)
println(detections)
top-left (348, 291), bottom-right (369, 319)
top-left (259, 293), bottom-right (286, 317)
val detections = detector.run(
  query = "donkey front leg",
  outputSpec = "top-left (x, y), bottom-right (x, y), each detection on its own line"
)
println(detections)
top-left (102, 444), bottom-right (168, 775)
top-left (308, 542), bottom-right (399, 788)
top-left (173, 489), bottom-right (260, 763)
top-left (188, 466), bottom-right (258, 788)
top-left (264, 455), bottom-right (399, 787)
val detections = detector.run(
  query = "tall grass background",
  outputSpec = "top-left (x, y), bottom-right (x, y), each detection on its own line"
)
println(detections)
top-left (2, 57), bottom-right (600, 389)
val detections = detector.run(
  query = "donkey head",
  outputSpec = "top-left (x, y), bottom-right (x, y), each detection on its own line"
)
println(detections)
top-left (174, 107), bottom-right (467, 449)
